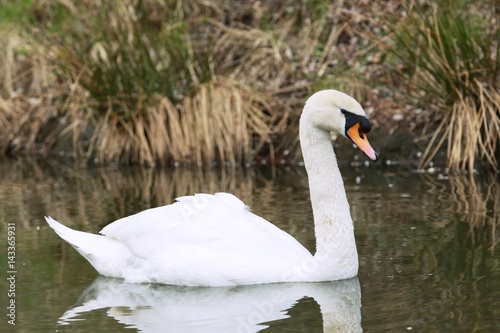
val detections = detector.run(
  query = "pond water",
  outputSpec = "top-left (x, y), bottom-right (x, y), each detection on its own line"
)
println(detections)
top-left (0, 159), bottom-right (499, 332)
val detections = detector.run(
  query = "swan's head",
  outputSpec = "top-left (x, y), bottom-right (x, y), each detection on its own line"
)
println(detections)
top-left (302, 90), bottom-right (378, 161)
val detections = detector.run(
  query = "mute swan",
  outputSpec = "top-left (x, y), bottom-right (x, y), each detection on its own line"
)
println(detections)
top-left (46, 89), bottom-right (378, 286)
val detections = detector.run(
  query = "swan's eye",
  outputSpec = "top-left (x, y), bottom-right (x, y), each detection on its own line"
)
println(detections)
top-left (341, 109), bottom-right (372, 135)
top-left (359, 118), bottom-right (372, 133)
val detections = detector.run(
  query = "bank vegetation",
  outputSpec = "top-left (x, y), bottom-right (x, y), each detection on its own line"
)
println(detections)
top-left (0, 0), bottom-right (498, 172)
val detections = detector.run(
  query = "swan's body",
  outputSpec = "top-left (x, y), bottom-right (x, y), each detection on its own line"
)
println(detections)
top-left (46, 89), bottom-right (378, 286)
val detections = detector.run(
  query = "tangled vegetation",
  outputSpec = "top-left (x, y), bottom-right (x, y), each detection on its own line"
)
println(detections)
top-left (384, 0), bottom-right (499, 172)
top-left (0, 0), bottom-right (498, 171)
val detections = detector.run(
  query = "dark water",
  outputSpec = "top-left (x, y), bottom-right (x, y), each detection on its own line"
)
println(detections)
top-left (0, 159), bottom-right (499, 332)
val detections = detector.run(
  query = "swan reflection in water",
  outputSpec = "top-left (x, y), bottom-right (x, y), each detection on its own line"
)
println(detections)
top-left (57, 277), bottom-right (362, 332)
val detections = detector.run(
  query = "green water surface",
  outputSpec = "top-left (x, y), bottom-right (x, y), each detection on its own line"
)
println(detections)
top-left (0, 160), bottom-right (498, 332)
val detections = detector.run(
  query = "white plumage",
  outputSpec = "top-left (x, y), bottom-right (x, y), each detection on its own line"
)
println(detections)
top-left (47, 89), bottom-right (378, 286)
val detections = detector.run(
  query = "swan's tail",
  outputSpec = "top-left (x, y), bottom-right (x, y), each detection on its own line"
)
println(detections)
top-left (45, 216), bottom-right (135, 279)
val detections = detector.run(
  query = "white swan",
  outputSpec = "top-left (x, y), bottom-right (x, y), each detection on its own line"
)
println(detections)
top-left (46, 89), bottom-right (378, 286)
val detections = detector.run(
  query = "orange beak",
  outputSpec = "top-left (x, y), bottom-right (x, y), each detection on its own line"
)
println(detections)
top-left (346, 123), bottom-right (378, 161)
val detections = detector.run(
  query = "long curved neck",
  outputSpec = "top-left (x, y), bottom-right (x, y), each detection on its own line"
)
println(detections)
top-left (299, 116), bottom-right (358, 280)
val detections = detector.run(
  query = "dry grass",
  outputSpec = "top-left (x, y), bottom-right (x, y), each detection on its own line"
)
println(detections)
top-left (53, 0), bottom-right (372, 166)
top-left (48, 1), bottom-right (293, 166)
top-left (0, 0), bottom-right (376, 166)
top-left (1, 0), bottom-right (496, 169)
top-left (0, 25), bottom-right (64, 156)
top-left (0, 95), bottom-right (57, 155)
top-left (0, 26), bottom-right (51, 97)
top-left (81, 78), bottom-right (283, 166)
top-left (421, 83), bottom-right (500, 172)
top-left (385, 1), bottom-right (499, 172)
